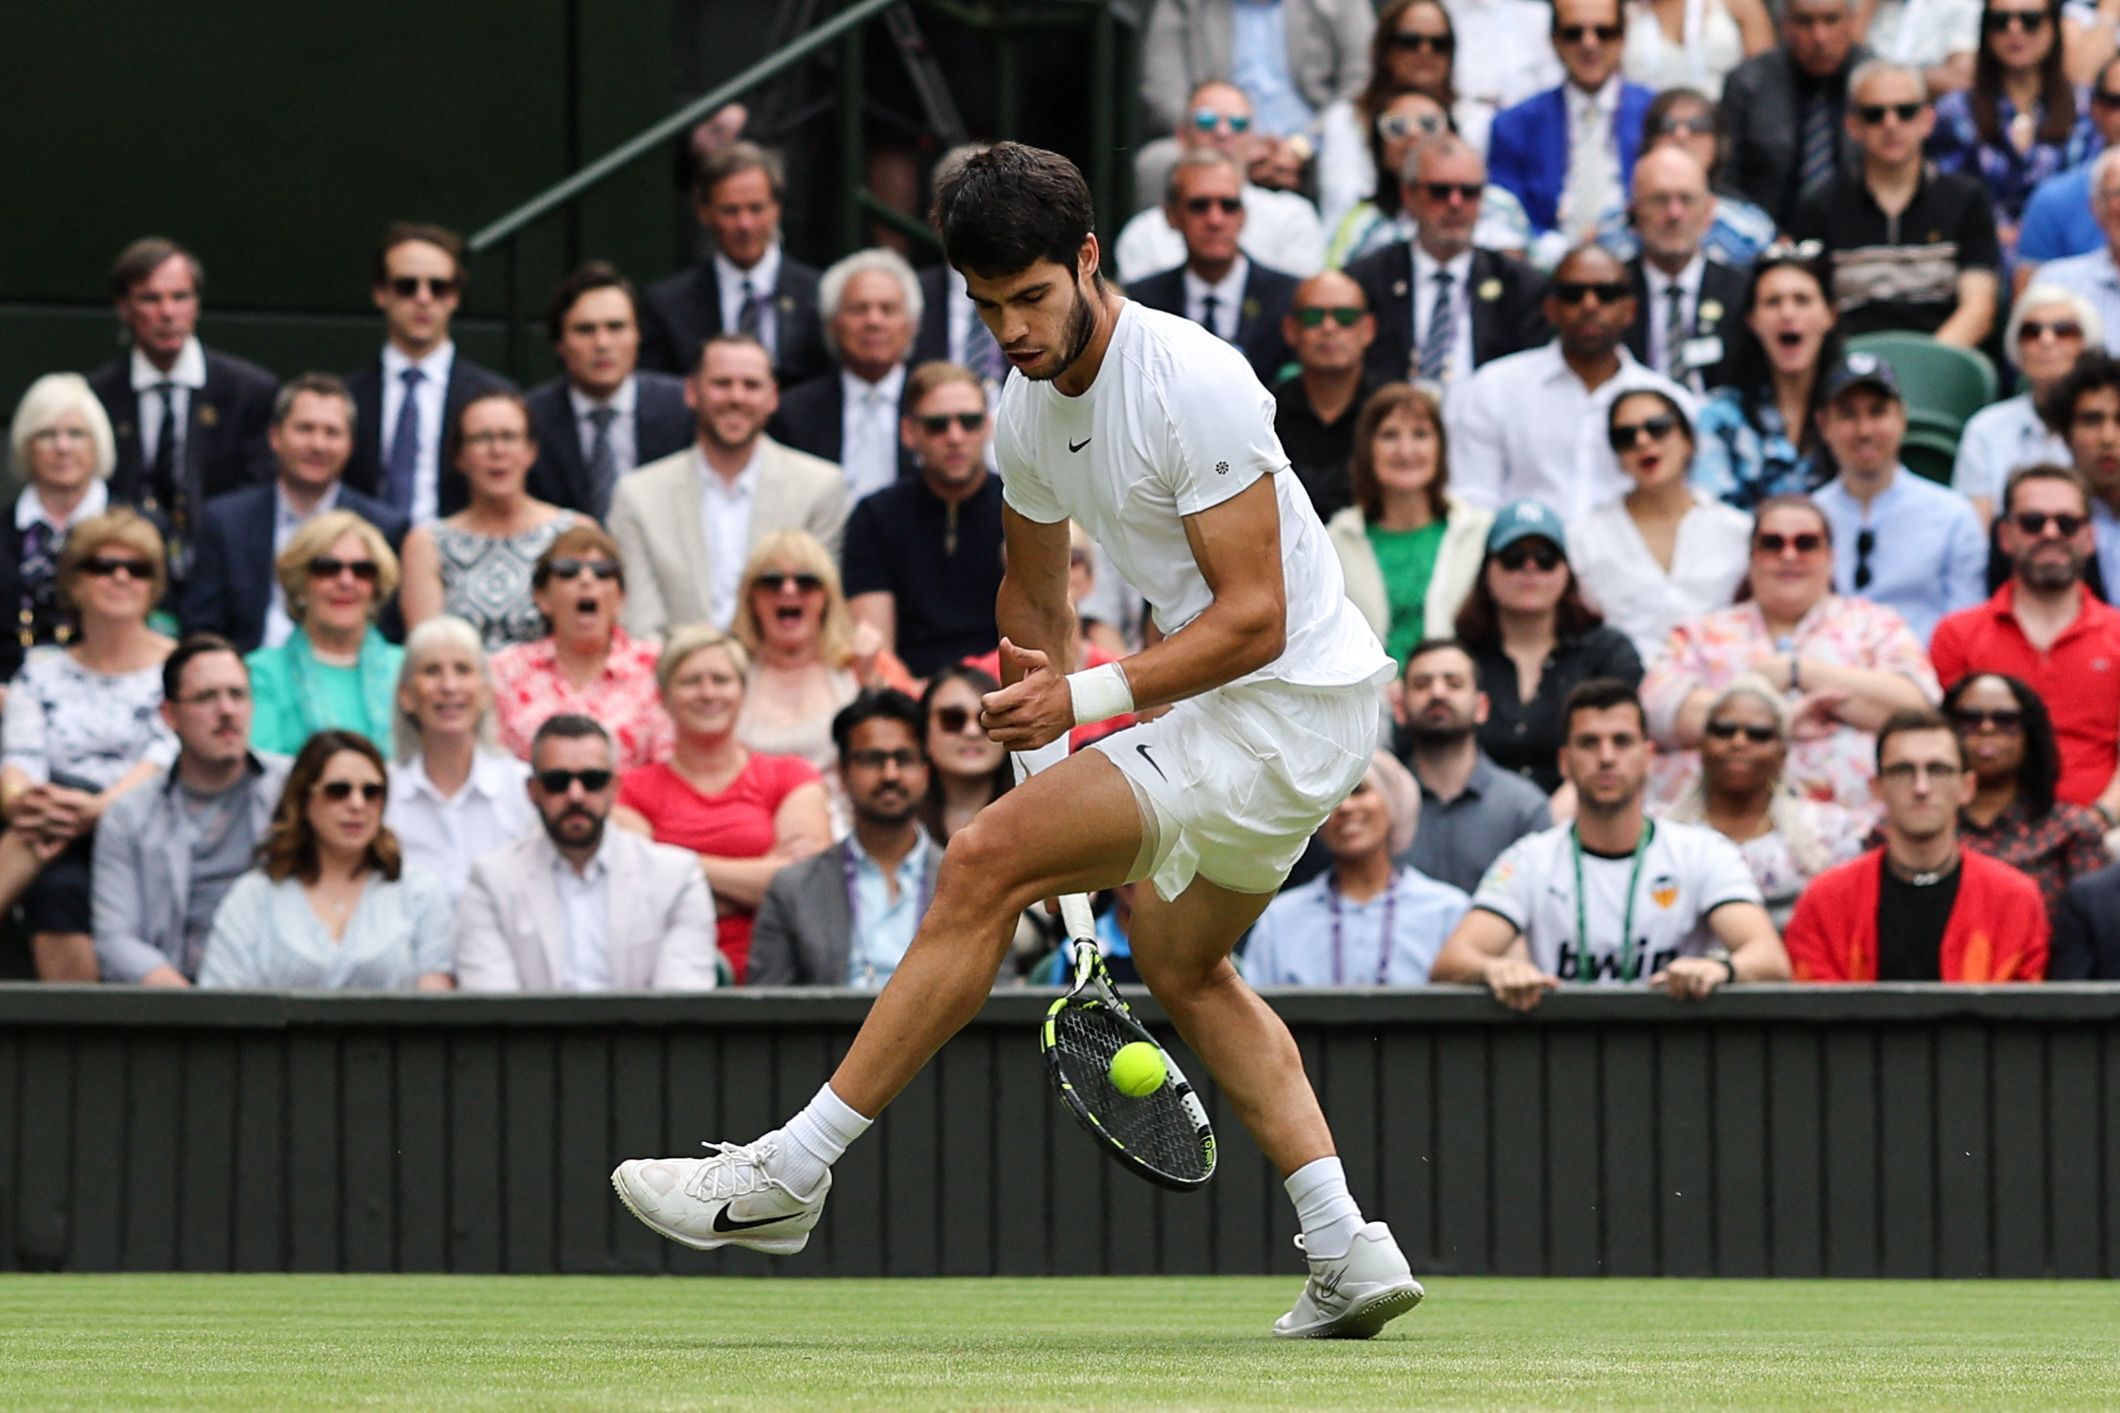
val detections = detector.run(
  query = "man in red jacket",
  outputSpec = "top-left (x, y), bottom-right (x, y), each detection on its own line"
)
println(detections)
top-left (1785, 707), bottom-right (2048, 981)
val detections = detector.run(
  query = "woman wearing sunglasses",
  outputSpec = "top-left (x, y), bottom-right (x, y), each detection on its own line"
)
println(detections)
top-left (1591, 88), bottom-right (1778, 267)
top-left (489, 524), bottom-right (671, 771)
top-left (246, 510), bottom-right (405, 757)
top-left (1319, 0), bottom-right (1493, 233)
top-left (199, 730), bottom-right (453, 990)
top-left (1947, 671), bottom-right (2108, 909)
top-left (383, 614), bottom-right (534, 900)
top-left (1953, 286), bottom-right (2092, 523)
top-left (0, 509), bottom-right (177, 981)
top-left (918, 664), bottom-right (1014, 844)
top-left (1643, 494), bottom-right (1938, 811)
top-left (1573, 390), bottom-right (1751, 659)
top-left (1323, 90), bottom-right (1533, 268)
top-left (1664, 674), bottom-right (1865, 925)
top-left (1693, 244), bottom-right (1846, 510)
top-left (398, 392), bottom-right (578, 651)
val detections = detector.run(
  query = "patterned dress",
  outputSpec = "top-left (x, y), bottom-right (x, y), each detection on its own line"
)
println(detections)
top-left (1927, 89), bottom-right (2098, 243)
top-left (433, 518), bottom-right (572, 650)
top-left (489, 627), bottom-right (672, 771)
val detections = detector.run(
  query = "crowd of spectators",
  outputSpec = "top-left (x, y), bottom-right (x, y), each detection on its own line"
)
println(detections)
top-left (19, 0), bottom-right (2120, 999)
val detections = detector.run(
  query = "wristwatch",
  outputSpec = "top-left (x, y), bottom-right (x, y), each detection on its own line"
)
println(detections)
top-left (1705, 945), bottom-right (1737, 985)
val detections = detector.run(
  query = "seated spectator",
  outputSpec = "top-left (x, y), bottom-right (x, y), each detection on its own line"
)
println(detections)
top-left (92, 635), bottom-right (290, 986)
top-left (2044, 350), bottom-right (2120, 584)
top-left (1692, 243), bottom-right (1846, 510)
top-left (1446, 243), bottom-right (1689, 521)
top-left (1488, 0), bottom-right (1656, 244)
top-left (399, 392), bottom-right (578, 651)
top-left (768, 250), bottom-right (923, 504)
top-left (1328, 384), bottom-right (1492, 665)
top-left (2052, 856), bottom-right (2120, 975)
top-left (1952, 286), bottom-right (2091, 521)
top-left (384, 615), bottom-right (534, 900)
top-left (183, 374), bottom-right (410, 656)
top-left (1810, 354), bottom-right (1987, 642)
top-left (1784, 708), bottom-right (2048, 979)
top-left (1591, 87), bottom-right (1780, 269)
top-left (3, 375), bottom-right (118, 682)
top-left (1623, 0), bottom-right (1775, 99)
top-left (1127, 151), bottom-right (1300, 384)
top-left (1790, 60), bottom-right (2001, 345)
top-left (617, 626), bottom-right (830, 983)
top-left (198, 730), bottom-right (453, 989)
top-left (608, 334), bottom-right (847, 639)
top-left (1326, 91), bottom-right (1537, 268)
top-left (524, 262), bottom-right (692, 519)
top-left (1931, 463), bottom-right (2120, 811)
top-left (456, 714), bottom-right (719, 991)
top-left (1573, 389), bottom-right (1752, 660)
top-left (2014, 54), bottom-right (2120, 269)
top-left (246, 510), bottom-right (405, 755)
top-left (1433, 678), bottom-right (1788, 1005)
top-left (1719, 0), bottom-right (1865, 229)
top-left (1, 509), bottom-right (178, 981)
top-left (343, 223), bottom-right (516, 525)
top-left (1615, 148), bottom-right (1750, 393)
top-left (920, 664), bottom-right (1013, 843)
top-left (1392, 638), bottom-right (1553, 892)
top-left (2032, 150), bottom-right (2120, 351)
top-left (1863, 0), bottom-right (1981, 96)
top-left (1948, 670), bottom-right (2108, 910)
top-left (1245, 751), bottom-right (1470, 985)
top-left (1274, 272), bottom-right (1381, 522)
top-left (490, 524), bottom-right (672, 771)
top-left (750, 689), bottom-right (944, 987)
top-left (1455, 501), bottom-right (1644, 795)
top-left (1662, 673), bottom-right (1866, 925)
top-left (1645, 493), bottom-right (1939, 809)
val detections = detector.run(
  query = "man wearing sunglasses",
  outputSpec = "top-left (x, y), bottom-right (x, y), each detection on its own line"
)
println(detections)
top-left (457, 713), bottom-right (720, 992)
top-left (2017, 57), bottom-right (2120, 277)
top-left (1273, 271), bottom-right (1380, 521)
top-left (1487, 0), bottom-right (1654, 242)
top-left (1127, 151), bottom-right (1300, 383)
top-left (1789, 60), bottom-right (2000, 345)
top-left (1719, 0), bottom-right (1870, 227)
top-left (344, 222), bottom-right (516, 525)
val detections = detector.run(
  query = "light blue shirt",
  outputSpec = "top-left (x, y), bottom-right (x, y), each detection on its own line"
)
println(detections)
top-left (197, 866), bottom-right (454, 990)
top-left (2032, 248), bottom-right (2120, 356)
top-left (1812, 468), bottom-right (1987, 645)
top-left (2091, 498), bottom-right (2120, 599)
top-left (1242, 866), bottom-right (1469, 986)
top-left (845, 828), bottom-right (933, 989)
top-left (553, 835), bottom-right (613, 993)
top-left (1230, 0), bottom-right (1315, 137)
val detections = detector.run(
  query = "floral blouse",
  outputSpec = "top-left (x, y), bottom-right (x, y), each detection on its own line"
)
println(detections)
top-left (1691, 388), bottom-right (1825, 513)
top-left (1960, 797), bottom-right (2109, 914)
top-left (489, 627), bottom-right (673, 771)
top-left (1927, 88), bottom-right (2099, 237)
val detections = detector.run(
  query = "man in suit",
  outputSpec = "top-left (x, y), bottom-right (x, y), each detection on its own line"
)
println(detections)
top-left (182, 374), bottom-right (410, 654)
top-left (751, 690), bottom-right (944, 988)
top-left (525, 262), bottom-right (693, 519)
top-left (607, 334), bottom-right (847, 640)
top-left (1621, 149), bottom-right (1747, 393)
top-left (1721, 0), bottom-right (1868, 227)
top-left (1345, 133), bottom-right (1546, 391)
top-left (84, 237), bottom-right (278, 580)
top-left (1126, 151), bottom-right (1300, 384)
top-left (1487, 0), bottom-right (1654, 242)
top-left (639, 142), bottom-right (829, 389)
top-left (458, 713), bottom-right (721, 992)
top-left (768, 249), bottom-right (923, 505)
top-left (344, 222), bottom-right (517, 526)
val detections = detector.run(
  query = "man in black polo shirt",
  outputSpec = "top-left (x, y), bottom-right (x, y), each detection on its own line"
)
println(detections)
top-left (1789, 58), bottom-right (2000, 346)
top-left (843, 361), bottom-right (1004, 676)
top-left (1273, 271), bottom-right (1382, 522)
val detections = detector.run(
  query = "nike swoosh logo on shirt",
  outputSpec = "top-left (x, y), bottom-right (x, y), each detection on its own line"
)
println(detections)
top-left (1068, 437), bottom-right (1092, 453)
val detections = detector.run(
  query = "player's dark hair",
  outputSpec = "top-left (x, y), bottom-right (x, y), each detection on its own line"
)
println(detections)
top-left (1942, 674), bottom-right (2057, 816)
top-left (163, 632), bottom-right (245, 703)
top-left (919, 664), bottom-right (1013, 838)
top-left (933, 142), bottom-right (1100, 281)
top-left (832, 688), bottom-right (928, 764)
top-left (1874, 706), bottom-right (1965, 773)
top-left (1561, 678), bottom-right (1647, 738)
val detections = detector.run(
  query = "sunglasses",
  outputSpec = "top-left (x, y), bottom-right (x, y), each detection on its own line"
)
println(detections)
top-left (1854, 528), bottom-right (1877, 591)
top-left (536, 768), bottom-right (614, 793)
top-left (1182, 196), bottom-right (1244, 216)
top-left (1420, 181), bottom-right (1483, 203)
top-left (1704, 720), bottom-right (1779, 743)
top-left (2012, 510), bottom-right (2088, 536)
top-left (1556, 22), bottom-right (1624, 42)
top-left (847, 749), bottom-right (923, 771)
top-left (2096, 87), bottom-right (2120, 106)
top-left (755, 572), bottom-right (824, 593)
top-left (1759, 238), bottom-right (1825, 267)
top-left (538, 557), bottom-right (622, 585)
top-left (915, 411), bottom-right (987, 434)
top-left (933, 705), bottom-right (984, 736)
top-left (1553, 281), bottom-right (1630, 305)
top-left (1293, 306), bottom-right (1368, 328)
top-left (1378, 111), bottom-right (1448, 142)
top-left (1754, 531), bottom-right (1828, 555)
top-left (386, 275), bottom-right (458, 299)
top-left (1387, 30), bottom-right (1455, 52)
top-left (308, 556), bottom-right (380, 583)
top-left (316, 780), bottom-right (386, 803)
top-left (78, 555), bottom-right (153, 580)
top-left (2018, 319), bottom-right (2083, 341)
top-left (1191, 110), bottom-right (1252, 134)
top-left (1983, 9), bottom-right (2049, 32)
top-left (1856, 102), bottom-right (1926, 125)
top-left (1609, 414), bottom-right (1679, 450)
top-left (1951, 706), bottom-right (2025, 732)
top-left (1496, 542), bottom-right (1564, 572)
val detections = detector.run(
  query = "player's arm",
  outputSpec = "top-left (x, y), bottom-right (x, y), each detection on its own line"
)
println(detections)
top-left (1430, 908), bottom-right (1558, 1013)
top-left (993, 505), bottom-right (1078, 686)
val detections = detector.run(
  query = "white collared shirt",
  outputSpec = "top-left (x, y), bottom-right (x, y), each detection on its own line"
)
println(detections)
top-left (379, 340), bottom-right (456, 526)
top-left (1181, 256), bottom-right (1251, 341)
top-left (550, 829), bottom-right (615, 993)
top-left (1410, 245), bottom-right (1477, 388)
top-left (844, 827), bottom-right (933, 989)
top-left (568, 374), bottom-right (640, 478)
top-left (716, 245), bottom-right (785, 358)
top-left (130, 337), bottom-right (208, 472)
top-left (383, 749), bottom-right (536, 899)
top-left (262, 480), bottom-right (343, 649)
top-left (838, 363), bottom-right (907, 504)
top-left (1642, 253), bottom-right (1705, 380)
top-left (15, 479), bottom-right (109, 537)
top-left (697, 443), bottom-right (760, 630)
top-left (1569, 490), bottom-right (1754, 659)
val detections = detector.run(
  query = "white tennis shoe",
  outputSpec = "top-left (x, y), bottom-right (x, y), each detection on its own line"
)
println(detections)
top-left (610, 1139), bottom-right (830, 1256)
top-left (1271, 1221), bottom-right (1425, 1339)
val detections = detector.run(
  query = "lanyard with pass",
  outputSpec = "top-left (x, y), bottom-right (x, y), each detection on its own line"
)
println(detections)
top-left (1327, 875), bottom-right (1399, 986)
top-left (1571, 820), bottom-right (1654, 983)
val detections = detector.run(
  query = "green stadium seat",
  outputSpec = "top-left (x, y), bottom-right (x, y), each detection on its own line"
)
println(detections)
top-left (1844, 332), bottom-right (1999, 437)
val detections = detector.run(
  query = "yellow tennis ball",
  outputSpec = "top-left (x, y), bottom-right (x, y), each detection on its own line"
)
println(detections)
top-left (1108, 1041), bottom-right (1167, 1097)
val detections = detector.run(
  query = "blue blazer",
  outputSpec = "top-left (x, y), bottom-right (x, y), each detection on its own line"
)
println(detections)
top-left (181, 481), bottom-right (411, 654)
top-left (523, 371), bottom-right (695, 518)
top-left (1488, 83), bottom-right (1656, 236)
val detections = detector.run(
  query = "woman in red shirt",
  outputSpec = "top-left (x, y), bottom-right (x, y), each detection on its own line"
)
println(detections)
top-left (617, 625), bottom-right (830, 982)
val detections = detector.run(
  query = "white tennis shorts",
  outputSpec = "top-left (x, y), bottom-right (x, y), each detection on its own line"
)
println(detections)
top-left (1088, 675), bottom-right (1384, 900)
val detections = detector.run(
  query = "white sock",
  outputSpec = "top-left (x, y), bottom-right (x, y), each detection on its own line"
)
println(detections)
top-left (1284, 1155), bottom-right (1364, 1260)
top-left (770, 1083), bottom-right (872, 1196)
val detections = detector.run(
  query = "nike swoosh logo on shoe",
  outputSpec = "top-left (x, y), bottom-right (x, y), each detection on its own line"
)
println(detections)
top-left (712, 1206), bottom-right (795, 1233)
top-left (1308, 1268), bottom-right (1349, 1309)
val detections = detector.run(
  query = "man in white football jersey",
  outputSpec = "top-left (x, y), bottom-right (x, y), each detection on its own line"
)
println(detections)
top-left (612, 143), bottom-right (1421, 1339)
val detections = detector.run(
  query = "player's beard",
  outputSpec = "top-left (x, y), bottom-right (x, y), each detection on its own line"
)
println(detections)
top-left (1025, 277), bottom-right (1099, 382)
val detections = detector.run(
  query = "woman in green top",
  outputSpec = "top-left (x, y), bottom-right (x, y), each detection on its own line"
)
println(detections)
top-left (1326, 382), bottom-right (1492, 666)
top-left (247, 509), bottom-right (405, 755)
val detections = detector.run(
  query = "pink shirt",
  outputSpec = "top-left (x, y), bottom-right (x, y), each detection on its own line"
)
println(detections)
top-left (490, 628), bottom-right (673, 771)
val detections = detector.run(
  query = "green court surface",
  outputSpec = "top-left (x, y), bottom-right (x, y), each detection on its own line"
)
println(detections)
top-left (3, 1273), bottom-right (2116, 1409)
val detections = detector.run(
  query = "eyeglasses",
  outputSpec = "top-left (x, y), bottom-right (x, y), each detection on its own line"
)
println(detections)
top-left (915, 411), bottom-right (986, 434)
top-left (1553, 280), bottom-right (1630, 305)
top-left (2018, 320), bottom-right (2083, 341)
top-left (1495, 542), bottom-right (1564, 572)
top-left (1653, 115), bottom-right (1717, 138)
top-left (1419, 181), bottom-right (1483, 203)
top-left (78, 556), bottom-right (154, 580)
top-left (2011, 510), bottom-right (2088, 536)
top-left (1853, 529), bottom-right (1876, 591)
top-left (386, 275), bottom-right (459, 299)
top-left (1951, 706), bottom-right (2024, 733)
top-left (1377, 111), bottom-right (1447, 142)
top-left (1879, 760), bottom-right (1962, 784)
top-left (537, 557), bottom-right (622, 585)
top-left (933, 705), bottom-right (984, 735)
top-left (1386, 30), bottom-right (1455, 53)
top-left (1293, 306), bottom-right (1368, 328)
top-left (755, 572), bottom-right (824, 593)
top-left (847, 749), bottom-right (923, 771)
top-left (1754, 531), bottom-right (1828, 556)
top-left (1855, 102), bottom-right (1926, 125)
top-left (462, 429), bottom-right (529, 447)
top-left (1182, 196), bottom-right (1244, 216)
top-left (535, 768), bottom-right (614, 793)
top-left (1608, 414), bottom-right (1679, 450)
top-left (1704, 720), bottom-right (1779, 743)
top-left (1556, 22), bottom-right (1624, 42)
top-left (1983, 8), bottom-right (2049, 32)
top-left (1190, 109), bottom-right (1252, 134)
top-left (308, 556), bottom-right (380, 583)
top-left (315, 780), bottom-right (386, 803)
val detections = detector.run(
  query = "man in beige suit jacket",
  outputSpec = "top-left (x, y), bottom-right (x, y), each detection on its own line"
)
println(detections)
top-left (456, 715), bottom-right (721, 991)
top-left (608, 333), bottom-right (848, 641)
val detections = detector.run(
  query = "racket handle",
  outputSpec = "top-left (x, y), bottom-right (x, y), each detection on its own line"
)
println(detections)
top-left (1058, 893), bottom-right (1097, 942)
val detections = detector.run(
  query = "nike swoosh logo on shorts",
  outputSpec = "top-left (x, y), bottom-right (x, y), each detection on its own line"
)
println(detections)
top-left (1068, 437), bottom-right (1092, 453)
top-left (712, 1206), bottom-right (794, 1233)
top-left (1136, 743), bottom-right (1167, 781)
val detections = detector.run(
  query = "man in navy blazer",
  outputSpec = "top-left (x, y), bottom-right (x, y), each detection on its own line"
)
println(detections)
top-left (1124, 150), bottom-right (1298, 384)
top-left (767, 249), bottom-right (925, 504)
top-left (183, 374), bottom-right (410, 654)
top-left (524, 263), bottom-right (695, 519)
top-left (1487, 0), bottom-right (1654, 240)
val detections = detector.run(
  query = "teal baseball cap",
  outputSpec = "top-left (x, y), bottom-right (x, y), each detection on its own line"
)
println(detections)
top-left (1485, 499), bottom-right (1567, 556)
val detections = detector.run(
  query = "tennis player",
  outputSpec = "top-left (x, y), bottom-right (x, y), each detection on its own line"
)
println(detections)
top-left (612, 143), bottom-right (1421, 1339)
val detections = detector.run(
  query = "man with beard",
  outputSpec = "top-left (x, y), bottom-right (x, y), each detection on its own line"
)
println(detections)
top-left (455, 714), bottom-right (720, 991)
top-left (1391, 639), bottom-right (1551, 894)
top-left (750, 690), bottom-right (946, 986)
top-left (1931, 464), bottom-right (2120, 819)
top-left (1433, 678), bottom-right (1787, 1007)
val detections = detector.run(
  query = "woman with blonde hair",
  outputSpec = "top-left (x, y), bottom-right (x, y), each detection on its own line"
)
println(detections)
top-left (246, 509), bottom-right (404, 754)
top-left (3, 373), bottom-right (120, 681)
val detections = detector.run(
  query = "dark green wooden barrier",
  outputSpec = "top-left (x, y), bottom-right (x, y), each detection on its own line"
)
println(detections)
top-left (2, 986), bottom-right (2116, 1278)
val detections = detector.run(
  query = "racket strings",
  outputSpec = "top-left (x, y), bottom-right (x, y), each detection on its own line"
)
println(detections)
top-left (1051, 1002), bottom-right (1211, 1183)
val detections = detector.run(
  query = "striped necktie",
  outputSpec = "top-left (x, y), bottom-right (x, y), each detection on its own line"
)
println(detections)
top-left (1417, 269), bottom-right (1456, 384)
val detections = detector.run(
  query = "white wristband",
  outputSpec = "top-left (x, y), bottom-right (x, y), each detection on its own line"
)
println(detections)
top-left (1066, 661), bottom-right (1135, 726)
